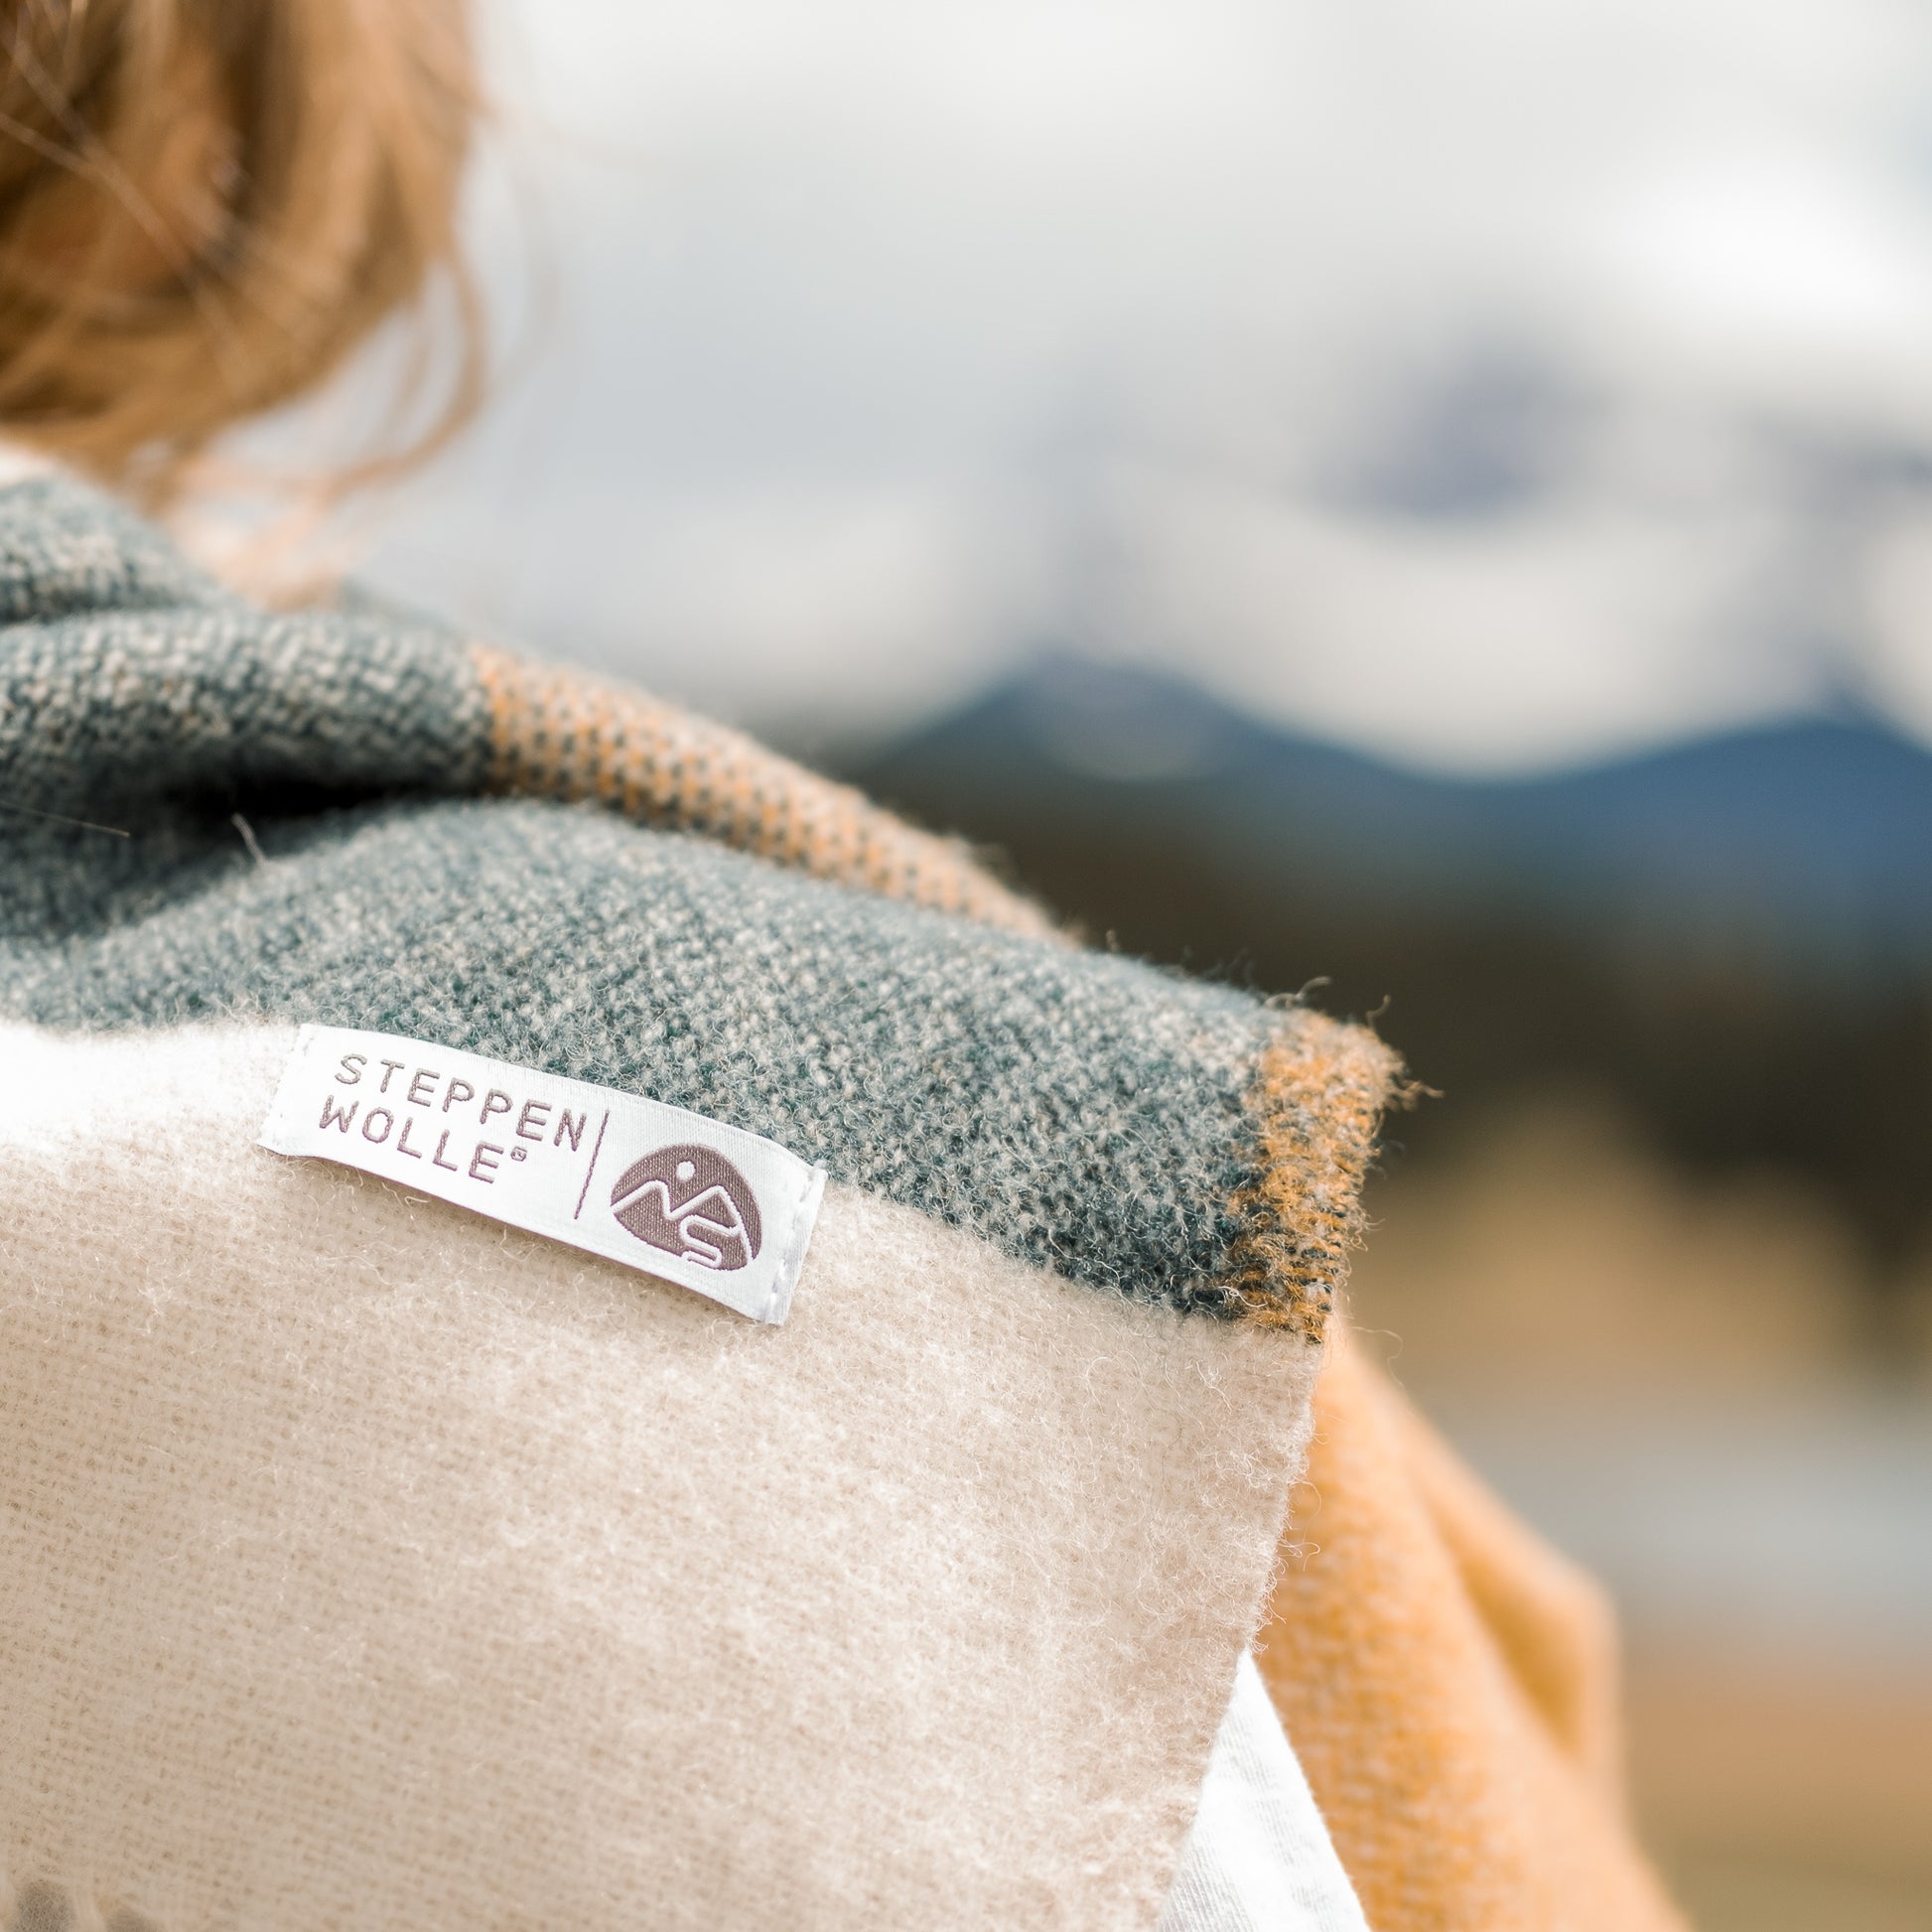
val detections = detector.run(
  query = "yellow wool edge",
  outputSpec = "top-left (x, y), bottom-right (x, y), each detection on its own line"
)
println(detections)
top-left (1227, 1012), bottom-right (1406, 1342)
top-left (473, 642), bottom-right (1058, 939)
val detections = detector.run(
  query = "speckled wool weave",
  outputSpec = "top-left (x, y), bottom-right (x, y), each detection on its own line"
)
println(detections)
top-left (0, 476), bottom-right (1396, 1325)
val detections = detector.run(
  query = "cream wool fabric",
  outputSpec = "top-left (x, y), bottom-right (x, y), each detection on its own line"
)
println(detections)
top-left (0, 1022), bottom-right (1319, 1932)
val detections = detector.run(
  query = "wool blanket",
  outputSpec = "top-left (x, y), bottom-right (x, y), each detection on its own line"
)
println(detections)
top-left (0, 475), bottom-right (1684, 1930)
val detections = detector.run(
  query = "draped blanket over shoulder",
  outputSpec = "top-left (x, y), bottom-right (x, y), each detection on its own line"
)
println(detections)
top-left (0, 478), bottom-right (1684, 1932)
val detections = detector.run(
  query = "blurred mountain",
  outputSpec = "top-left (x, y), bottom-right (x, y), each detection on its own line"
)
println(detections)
top-left (841, 659), bottom-right (1932, 1314)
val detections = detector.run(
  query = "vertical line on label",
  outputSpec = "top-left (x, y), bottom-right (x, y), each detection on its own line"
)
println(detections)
top-left (575, 1109), bottom-right (611, 1220)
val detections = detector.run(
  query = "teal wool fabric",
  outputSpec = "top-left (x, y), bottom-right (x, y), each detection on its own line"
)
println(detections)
top-left (0, 478), bottom-right (1324, 1317)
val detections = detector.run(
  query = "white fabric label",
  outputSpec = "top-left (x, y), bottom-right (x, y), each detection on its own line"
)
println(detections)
top-left (258, 1025), bottom-right (825, 1324)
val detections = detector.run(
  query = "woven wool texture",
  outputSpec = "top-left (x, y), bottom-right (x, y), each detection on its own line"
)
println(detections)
top-left (0, 475), bottom-right (1392, 1330)
top-left (0, 1022), bottom-right (1316, 1931)
top-left (474, 642), bottom-right (1052, 934)
top-left (1, 796), bottom-right (1279, 1315)
top-left (0, 478), bottom-right (1038, 934)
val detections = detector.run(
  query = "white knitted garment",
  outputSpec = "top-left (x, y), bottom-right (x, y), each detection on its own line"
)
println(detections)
top-left (1160, 1655), bottom-right (1369, 1932)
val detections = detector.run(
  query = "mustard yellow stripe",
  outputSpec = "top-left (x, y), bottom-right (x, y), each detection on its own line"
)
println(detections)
top-left (472, 643), bottom-right (1057, 940)
top-left (1225, 1011), bottom-right (1406, 1339)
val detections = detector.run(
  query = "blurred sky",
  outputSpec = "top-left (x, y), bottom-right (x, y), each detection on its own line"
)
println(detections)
top-left (279, 0), bottom-right (1932, 772)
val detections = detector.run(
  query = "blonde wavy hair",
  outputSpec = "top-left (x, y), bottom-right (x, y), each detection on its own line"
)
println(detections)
top-left (0, 0), bottom-right (480, 502)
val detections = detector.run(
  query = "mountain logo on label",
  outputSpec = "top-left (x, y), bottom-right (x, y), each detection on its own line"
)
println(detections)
top-left (610, 1143), bottom-right (763, 1273)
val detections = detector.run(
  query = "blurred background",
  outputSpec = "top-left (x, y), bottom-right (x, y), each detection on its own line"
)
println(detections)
top-left (252, 1), bottom-right (1932, 1923)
